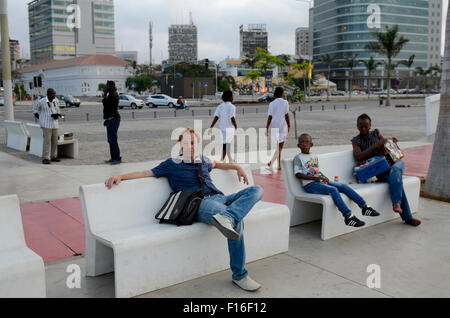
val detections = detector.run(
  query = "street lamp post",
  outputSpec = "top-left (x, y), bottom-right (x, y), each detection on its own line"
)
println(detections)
top-left (1, 0), bottom-right (14, 120)
top-left (215, 64), bottom-right (218, 102)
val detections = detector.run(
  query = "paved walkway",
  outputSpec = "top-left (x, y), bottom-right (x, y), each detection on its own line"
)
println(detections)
top-left (16, 144), bottom-right (433, 263)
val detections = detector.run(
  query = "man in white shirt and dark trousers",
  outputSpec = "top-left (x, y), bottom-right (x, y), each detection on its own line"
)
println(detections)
top-left (32, 88), bottom-right (62, 164)
top-left (209, 90), bottom-right (238, 162)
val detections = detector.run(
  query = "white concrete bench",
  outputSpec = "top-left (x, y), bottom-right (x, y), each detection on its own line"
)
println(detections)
top-left (26, 123), bottom-right (79, 159)
top-left (425, 94), bottom-right (440, 136)
top-left (0, 194), bottom-right (46, 298)
top-left (80, 165), bottom-right (290, 298)
top-left (281, 150), bottom-right (420, 240)
top-left (4, 120), bottom-right (30, 151)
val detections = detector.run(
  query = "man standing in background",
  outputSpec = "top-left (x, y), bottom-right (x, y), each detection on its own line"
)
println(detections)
top-left (102, 80), bottom-right (121, 165)
top-left (32, 88), bottom-right (62, 165)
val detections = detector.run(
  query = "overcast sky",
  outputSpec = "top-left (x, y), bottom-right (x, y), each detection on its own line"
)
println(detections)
top-left (4, 0), bottom-right (449, 64)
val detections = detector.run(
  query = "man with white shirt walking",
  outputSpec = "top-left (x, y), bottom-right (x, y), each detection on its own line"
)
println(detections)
top-left (209, 90), bottom-right (238, 162)
top-left (265, 87), bottom-right (290, 171)
top-left (32, 88), bottom-right (62, 165)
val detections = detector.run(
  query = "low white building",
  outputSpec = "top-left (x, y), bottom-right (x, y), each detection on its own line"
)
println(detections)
top-left (17, 54), bottom-right (134, 97)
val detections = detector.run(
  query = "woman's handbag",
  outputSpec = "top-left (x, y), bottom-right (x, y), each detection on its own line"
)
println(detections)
top-left (383, 139), bottom-right (404, 165)
top-left (154, 162), bottom-right (204, 226)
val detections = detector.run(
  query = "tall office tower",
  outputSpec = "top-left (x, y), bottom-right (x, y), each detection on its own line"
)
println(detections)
top-left (239, 24), bottom-right (268, 58)
top-left (312, 0), bottom-right (443, 90)
top-left (295, 27), bottom-right (309, 58)
top-left (28, 0), bottom-right (116, 65)
top-left (149, 21), bottom-right (153, 67)
top-left (0, 39), bottom-right (21, 70)
top-left (168, 15), bottom-right (198, 64)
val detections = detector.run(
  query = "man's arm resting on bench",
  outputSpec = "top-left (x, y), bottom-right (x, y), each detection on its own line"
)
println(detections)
top-left (212, 161), bottom-right (249, 185)
top-left (105, 170), bottom-right (155, 189)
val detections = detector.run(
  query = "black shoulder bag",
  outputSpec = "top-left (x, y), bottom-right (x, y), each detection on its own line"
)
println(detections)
top-left (155, 162), bottom-right (205, 226)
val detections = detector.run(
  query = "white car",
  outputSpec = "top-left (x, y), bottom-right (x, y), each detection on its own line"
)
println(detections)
top-left (118, 94), bottom-right (144, 109)
top-left (0, 97), bottom-right (4, 106)
top-left (146, 94), bottom-right (177, 108)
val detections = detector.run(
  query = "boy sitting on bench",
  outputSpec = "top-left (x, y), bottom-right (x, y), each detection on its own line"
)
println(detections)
top-left (293, 133), bottom-right (380, 227)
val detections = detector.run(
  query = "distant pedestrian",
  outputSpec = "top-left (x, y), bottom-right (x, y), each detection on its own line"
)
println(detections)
top-left (32, 88), bottom-right (62, 164)
top-left (102, 80), bottom-right (121, 165)
top-left (266, 87), bottom-right (290, 171)
top-left (209, 90), bottom-right (237, 162)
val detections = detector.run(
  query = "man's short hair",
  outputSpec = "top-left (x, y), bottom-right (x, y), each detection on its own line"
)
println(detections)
top-left (357, 113), bottom-right (372, 124)
top-left (274, 87), bottom-right (284, 98)
top-left (222, 90), bottom-right (233, 102)
top-left (47, 88), bottom-right (55, 94)
top-left (178, 127), bottom-right (201, 143)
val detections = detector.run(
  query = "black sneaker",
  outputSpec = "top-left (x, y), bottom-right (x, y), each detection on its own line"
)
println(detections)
top-left (42, 159), bottom-right (51, 164)
top-left (104, 159), bottom-right (114, 163)
top-left (344, 215), bottom-right (365, 227)
top-left (51, 157), bottom-right (61, 162)
top-left (110, 159), bottom-right (122, 165)
top-left (362, 206), bottom-right (380, 217)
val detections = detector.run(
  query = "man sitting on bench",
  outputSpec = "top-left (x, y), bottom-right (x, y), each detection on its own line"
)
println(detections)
top-left (105, 127), bottom-right (264, 292)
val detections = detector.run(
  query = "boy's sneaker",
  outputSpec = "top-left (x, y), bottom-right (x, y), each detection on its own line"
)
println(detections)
top-left (210, 214), bottom-right (240, 240)
top-left (362, 206), bottom-right (380, 217)
top-left (344, 215), bottom-right (365, 227)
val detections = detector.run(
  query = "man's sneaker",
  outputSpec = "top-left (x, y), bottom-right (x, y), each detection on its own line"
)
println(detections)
top-left (104, 159), bottom-right (114, 163)
top-left (405, 218), bottom-right (421, 227)
top-left (362, 206), bottom-right (380, 217)
top-left (344, 215), bottom-right (365, 227)
top-left (42, 159), bottom-right (51, 164)
top-left (110, 159), bottom-right (122, 165)
top-left (232, 276), bottom-right (261, 292)
top-left (210, 214), bottom-right (239, 240)
top-left (51, 157), bottom-right (61, 162)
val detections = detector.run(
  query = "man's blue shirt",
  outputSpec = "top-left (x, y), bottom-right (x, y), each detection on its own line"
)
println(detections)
top-left (151, 156), bottom-right (223, 196)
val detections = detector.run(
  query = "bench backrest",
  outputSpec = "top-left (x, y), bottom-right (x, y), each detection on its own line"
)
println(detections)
top-left (4, 120), bottom-right (30, 138)
top-left (25, 123), bottom-right (44, 140)
top-left (282, 150), bottom-right (357, 195)
top-left (80, 164), bottom-right (254, 235)
top-left (0, 195), bottom-right (26, 252)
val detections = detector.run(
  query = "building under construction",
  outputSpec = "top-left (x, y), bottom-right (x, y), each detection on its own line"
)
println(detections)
top-left (240, 24), bottom-right (268, 58)
top-left (168, 19), bottom-right (198, 64)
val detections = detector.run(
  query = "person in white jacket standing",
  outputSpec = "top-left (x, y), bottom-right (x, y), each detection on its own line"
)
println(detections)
top-left (209, 90), bottom-right (238, 162)
top-left (265, 87), bottom-right (290, 170)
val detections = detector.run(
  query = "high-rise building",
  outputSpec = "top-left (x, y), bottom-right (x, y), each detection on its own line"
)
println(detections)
top-left (311, 0), bottom-right (443, 90)
top-left (0, 39), bottom-right (21, 70)
top-left (28, 0), bottom-right (115, 65)
top-left (295, 27), bottom-right (309, 58)
top-left (168, 14), bottom-right (197, 64)
top-left (239, 24), bottom-right (268, 58)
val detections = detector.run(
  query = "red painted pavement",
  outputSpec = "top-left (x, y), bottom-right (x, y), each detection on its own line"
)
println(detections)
top-left (19, 145), bottom-right (433, 263)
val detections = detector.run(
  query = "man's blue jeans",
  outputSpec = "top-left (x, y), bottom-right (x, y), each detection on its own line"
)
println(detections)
top-left (304, 181), bottom-right (366, 217)
top-left (105, 117), bottom-right (121, 161)
top-left (376, 160), bottom-right (413, 221)
top-left (196, 185), bottom-right (264, 281)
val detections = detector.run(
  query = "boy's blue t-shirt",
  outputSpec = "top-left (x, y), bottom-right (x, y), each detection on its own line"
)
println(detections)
top-left (151, 155), bottom-right (223, 196)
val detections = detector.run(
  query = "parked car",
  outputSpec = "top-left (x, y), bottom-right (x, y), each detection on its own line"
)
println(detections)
top-left (146, 94), bottom-right (178, 108)
top-left (0, 97), bottom-right (4, 106)
top-left (258, 93), bottom-right (275, 103)
top-left (56, 95), bottom-right (80, 108)
top-left (331, 89), bottom-right (345, 96)
top-left (118, 94), bottom-right (144, 109)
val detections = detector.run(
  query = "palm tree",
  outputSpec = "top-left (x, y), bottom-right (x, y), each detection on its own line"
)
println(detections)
top-left (365, 25), bottom-right (409, 106)
top-left (399, 54), bottom-right (415, 97)
top-left (242, 54), bottom-right (258, 68)
top-left (317, 54), bottom-right (336, 101)
top-left (429, 64), bottom-right (442, 90)
top-left (424, 4), bottom-right (450, 200)
top-left (361, 56), bottom-right (382, 100)
top-left (342, 54), bottom-right (361, 100)
top-left (415, 66), bottom-right (432, 92)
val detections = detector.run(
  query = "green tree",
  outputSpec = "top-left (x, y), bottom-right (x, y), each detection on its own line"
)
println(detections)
top-left (342, 54), bottom-right (361, 100)
top-left (13, 83), bottom-right (20, 100)
top-left (360, 56), bottom-right (382, 100)
top-left (126, 76), bottom-right (156, 94)
top-left (399, 54), bottom-right (415, 97)
top-left (415, 66), bottom-right (432, 91)
top-left (365, 25), bottom-right (409, 106)
top-left (218, 79), bottom-right (230, 92)
top-left (242, 54), bottom-right (258, 68)
top-left (244, 69), bottom-right (262, 92)
top-left (317, 54), bottom-right (336, 101)
top-left (98, 83), bottom-right (107, 92)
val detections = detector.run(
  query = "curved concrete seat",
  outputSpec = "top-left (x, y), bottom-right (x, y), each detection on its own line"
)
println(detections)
top-left (80, 165), bottom-right (290, 297)
top-left (4, 120), bottom-right (30, 151)
top-left (281, 150), bottom-right (420, 240)
top-left (0, 195), bottom-right (46, 298)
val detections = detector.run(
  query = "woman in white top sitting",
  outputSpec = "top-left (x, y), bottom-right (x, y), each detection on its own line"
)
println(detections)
top-left (209, 90), bottom-right (238, 162)
top-left (265, 87), bottom-right (290, 170)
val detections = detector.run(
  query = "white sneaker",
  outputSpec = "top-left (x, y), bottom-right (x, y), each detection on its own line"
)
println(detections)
top-left (210, 214), bottom-right (240, 240)
top-left (232, 276), bottom-right (262, 292)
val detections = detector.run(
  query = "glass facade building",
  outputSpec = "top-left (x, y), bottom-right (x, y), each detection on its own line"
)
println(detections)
top-left (311, 0), bottom-right (443, 90)
top-left (28, 0), bottom-right (115, 64)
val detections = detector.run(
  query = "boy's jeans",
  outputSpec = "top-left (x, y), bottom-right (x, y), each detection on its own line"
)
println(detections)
top-left (196, 185), bottom-right (264, 281)
top-left (304, 181), bottom-right (366, 217)
top-left (105, 117), bottom-right (121, 161)
top-left (376, 160), bottom-right (413, 221)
